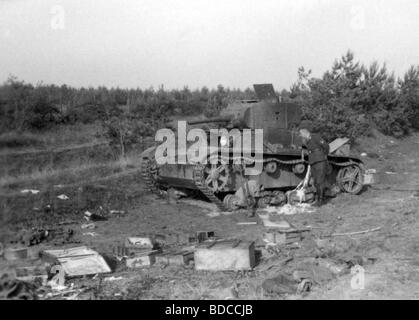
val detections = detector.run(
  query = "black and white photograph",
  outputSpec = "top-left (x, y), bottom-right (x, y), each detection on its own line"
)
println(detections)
top-left (0, 0), bottom-right (419, 305)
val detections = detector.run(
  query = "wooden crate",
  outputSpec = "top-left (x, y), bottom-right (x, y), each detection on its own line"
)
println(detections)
top-left (194, 240), bottom-right (255, 271)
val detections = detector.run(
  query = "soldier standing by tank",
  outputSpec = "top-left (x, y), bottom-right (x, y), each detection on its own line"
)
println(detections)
top-left (299, 121), bottom-right (330, 206)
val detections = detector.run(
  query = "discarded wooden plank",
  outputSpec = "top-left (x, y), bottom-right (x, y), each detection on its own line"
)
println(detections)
top-left (331, 227), bottom-right (382, 237)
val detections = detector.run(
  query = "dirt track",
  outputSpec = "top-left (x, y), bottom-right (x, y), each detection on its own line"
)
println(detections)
top-left (1, 133), bottom-right (418, 299)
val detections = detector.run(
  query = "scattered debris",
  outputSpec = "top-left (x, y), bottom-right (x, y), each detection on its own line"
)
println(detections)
top-left (126, 251), bottom-right (158, 268)
top-left (16, 228), bottom-right (49, 246)
top-left (258, 214), bottom-right (291, 229)
top-left (48, 227), bottom-right (75, 245)
top-left (84, 210), bottom-right (107, 221)
top-left (200, 285), bottom-right (239, 300)
top-left (81, 223), bottom-right (96, 229)
top-left (20, 189), bottom-right (40, 195)
top-left (15, 266), bottom-right (48, 286)
top-left (363, 169), bottom-right (376, 185)
top-left (47, 264), bottom-right (67, 291)
top-left (0, 274), bottom-right (38, 300)
top-left (331, 226), bottom-right (382, 237)
top-left (195, 231), bottom-right (216, 243)
top-left (41, 246), bottom-right (111, 276)
top-left (259, 204), bottom-right (315, 217)
top-left (153, 231), bottom-right (216, 246)
top-left (155, 250), bottom-right (194, 266)
top-left (262, 273), bottom-right (298, 295)
top-left (237, 221), bottom-right (258, 225)
top-left (125, 237), bottom-right (154, 249)
top-left (316, 258), bottom-right (348, 276)
top-left (194, 239), bottom-right (255, 271)
top-left (286, 189), bottom-right (315, 205)
top-left (279, 203), bottom-right (314, 215)
top-left (104, 276), bottom-right (123, 282)
top-left (82, 232), bottom-right (97, 237)
top-left (110, 210), bottom-right (126, 216)
top-left (4, 247), bottom-right (28, 261)
top-left (293, 263), bottom-right (335, 285)
top-left (263, 229), bottom-right (308, 246)
top-left (42, 288), bottom-right (86, 300)
top-left (207, 210), bottom-right (234, 218)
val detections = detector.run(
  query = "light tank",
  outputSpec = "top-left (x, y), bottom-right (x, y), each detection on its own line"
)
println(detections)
top-left (141, 84), bottom-right (364, 211)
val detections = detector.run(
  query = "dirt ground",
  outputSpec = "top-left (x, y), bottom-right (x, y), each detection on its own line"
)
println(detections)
top-left (1, 132), bottom-right (418, 300)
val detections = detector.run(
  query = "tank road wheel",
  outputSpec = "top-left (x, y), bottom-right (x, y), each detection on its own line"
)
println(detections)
top-left (203, 164), bottom-right (230, 193)
top-left (257, 197), bottom-right (271, 209)
top-left (223, 194), bottom-right (240, 211)
top-left (337, 164), bottom-right (363, 195)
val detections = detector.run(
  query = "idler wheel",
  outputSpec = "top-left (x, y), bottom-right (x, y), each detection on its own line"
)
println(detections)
top-left (337, 165), bottom-right (363, 194)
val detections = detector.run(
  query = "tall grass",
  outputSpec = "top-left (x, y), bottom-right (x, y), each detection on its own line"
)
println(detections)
top-left (0, 122), bottom-right (105, 152)
top-left (0, 153), bottom-right (140, 189)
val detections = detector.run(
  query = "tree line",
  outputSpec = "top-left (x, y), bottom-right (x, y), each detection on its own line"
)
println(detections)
top-left (0, 51), bottom-right (418, 143)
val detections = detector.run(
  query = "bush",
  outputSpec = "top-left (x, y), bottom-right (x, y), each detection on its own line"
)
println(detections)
top-left (289, 51), bottom-right (419, 140)
top-left (102, 115), bottom-right (154, 157)
top-left (0, 132), bottom-right (43, 148)
top-left (64, 103), bottom-right (111, 124)
top-left (24, 94), bottom-right (60, 130)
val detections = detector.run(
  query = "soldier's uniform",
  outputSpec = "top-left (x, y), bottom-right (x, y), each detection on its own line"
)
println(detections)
top-left (303, 133), bottom-right (330, 205)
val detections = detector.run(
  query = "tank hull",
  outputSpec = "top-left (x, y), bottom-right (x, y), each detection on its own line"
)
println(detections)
top-left (141, 147), bottom-right (364, 211)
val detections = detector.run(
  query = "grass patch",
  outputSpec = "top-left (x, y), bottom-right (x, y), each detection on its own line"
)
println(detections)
top-left (0, 132), bottom-right (44, 149)
top-left (0, 123), bottom-right (105, 152)
top-left (0, 153), bottom-right (141, 190)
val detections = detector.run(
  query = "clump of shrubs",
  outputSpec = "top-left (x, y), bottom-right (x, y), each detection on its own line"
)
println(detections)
top-left (287, 51), bottom-right (419, 140)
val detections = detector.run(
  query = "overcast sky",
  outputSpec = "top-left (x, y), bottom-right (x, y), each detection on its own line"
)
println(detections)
top-left (1, 0), bottom-right (418, 90)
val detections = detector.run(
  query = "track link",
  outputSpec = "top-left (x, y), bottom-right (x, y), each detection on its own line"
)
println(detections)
top-left (192, 164), bottom-right (228, 212)
top-left (141, 158), bottom-right (164, 197)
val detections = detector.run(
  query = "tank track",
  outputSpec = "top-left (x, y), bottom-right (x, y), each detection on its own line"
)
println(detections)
top-left (218, 154), bottom-right (359, 167)
top-left (141, 158), bottom-right (164, 197)
top-left (144, 154), bottom-right (362, 210)
top-left (192, 164), bottom-right (228, 212)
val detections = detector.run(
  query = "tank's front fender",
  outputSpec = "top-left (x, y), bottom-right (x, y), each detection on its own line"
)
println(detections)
top-left (140, 146), bottom-right (157, 160)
